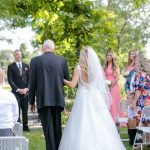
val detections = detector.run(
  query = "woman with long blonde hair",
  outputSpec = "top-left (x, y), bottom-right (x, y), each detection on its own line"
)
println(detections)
top-left (59, 47), bottom-right (126, 150)
top-left (126, 50), bottom-right (137, 72)
top-left (104, 50), bottom-right (121, 123)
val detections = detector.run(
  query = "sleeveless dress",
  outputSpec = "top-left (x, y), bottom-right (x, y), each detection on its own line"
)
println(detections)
top-left (58, 65), bottom-right (126, 150)
top-left (104, 64), bottom-right (121, 122)
top-left (127, 65), bottom-right (135, 72)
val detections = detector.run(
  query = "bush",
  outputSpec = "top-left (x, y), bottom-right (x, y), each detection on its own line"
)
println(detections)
top-left (61, 99), bottom-right (74, 125)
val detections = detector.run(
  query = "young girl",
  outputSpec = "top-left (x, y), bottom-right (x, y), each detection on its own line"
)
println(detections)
top-left (59, 46), bottom-right (126, 150)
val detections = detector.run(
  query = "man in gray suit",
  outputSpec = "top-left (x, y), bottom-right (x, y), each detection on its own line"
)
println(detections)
top-left (28, 39), bottom-right (69, 150)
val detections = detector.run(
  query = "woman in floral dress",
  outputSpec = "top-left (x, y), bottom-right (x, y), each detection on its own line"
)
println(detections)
top-left (133, 54), bottom-right (150, 143)
top-left (134, 72), bottom-right (150, 120)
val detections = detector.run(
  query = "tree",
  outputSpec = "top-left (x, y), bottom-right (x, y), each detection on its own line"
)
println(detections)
top-left (0, 0), bottom-right (150, 59)
top-left (0, 50), bottom-right (13, 69)
top-left (0, 0), bottom-right (150, 98)
top-left (107, 0), bottom-right (150, 52)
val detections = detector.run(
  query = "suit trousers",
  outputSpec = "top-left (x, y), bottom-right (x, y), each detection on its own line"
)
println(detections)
top-left (39, 106), bottom-right (62, 150)
top-left (14, 93), bottom-right (29, 129)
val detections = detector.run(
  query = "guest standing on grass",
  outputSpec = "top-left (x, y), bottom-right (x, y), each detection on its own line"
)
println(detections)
top-left (125, 57), bottom-right (138, 146)
top-left (7, 50), bottom-right (30, 132)
top-left (28, 39), bottom-right (69, 150)
top-left (0, 68), bottom-right (19, 136)
top-left (104, 50), bottom-right (121, 123)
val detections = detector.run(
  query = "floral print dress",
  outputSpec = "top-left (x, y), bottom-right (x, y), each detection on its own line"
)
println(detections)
top-left (134, 72), bottom-right (150, 123)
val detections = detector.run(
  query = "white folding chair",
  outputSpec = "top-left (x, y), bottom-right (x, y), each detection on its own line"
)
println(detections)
top-left (116, 100), bottom-right (129, 141)
top-left (0, 123), bottom-right (29, 150)
top-left (13, 122), bottom-right (23, 136)
top-left (132, 105), bottom-right (150, 150)
top-left (0, 137), bottom-right (28, 150)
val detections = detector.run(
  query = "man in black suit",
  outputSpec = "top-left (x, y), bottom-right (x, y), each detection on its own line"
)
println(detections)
top-left (29, 39), bottom-right (69, 150)
top-left (7, 50), bottom-right (29, 131)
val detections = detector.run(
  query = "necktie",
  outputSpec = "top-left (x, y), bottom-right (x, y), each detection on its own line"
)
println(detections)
top-left (18, 63), bottom-right (22, 76)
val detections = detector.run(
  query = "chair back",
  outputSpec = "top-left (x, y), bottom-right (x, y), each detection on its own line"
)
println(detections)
top-left (13, 122), bottom-right (23, 136)
top-left (139, 105), bottom-right (150, 127)
top-left (118, 100), bottom-right (129, 117)
top-left (0, 137), bottom-right (28, 150)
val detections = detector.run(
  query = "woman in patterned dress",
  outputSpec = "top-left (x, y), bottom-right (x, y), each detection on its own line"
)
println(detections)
top-left (133, 53), bottom-right (150, 143)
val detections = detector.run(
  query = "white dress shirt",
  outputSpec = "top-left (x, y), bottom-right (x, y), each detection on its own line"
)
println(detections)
top-left (15, 61), bottom-right (22, 68)
top-left (0, 86), bottom-right (19, 129)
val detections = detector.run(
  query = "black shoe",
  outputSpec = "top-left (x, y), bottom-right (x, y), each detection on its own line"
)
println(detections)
top-left (146, 145), bottom-right (150, 148)
top-left (23, 127), bottom-right (30, 132)
top-left (128, 129), bottom-right (137, 145)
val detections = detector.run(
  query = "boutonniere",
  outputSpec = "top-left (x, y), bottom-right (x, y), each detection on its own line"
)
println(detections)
top-left (25, 67), bottom-right (28, 71)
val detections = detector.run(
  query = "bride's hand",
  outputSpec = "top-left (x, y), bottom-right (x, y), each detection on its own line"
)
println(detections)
top-left (63, 79), bottom-right (73, 88)
top-left (63, 79), bottom-right (68, 83)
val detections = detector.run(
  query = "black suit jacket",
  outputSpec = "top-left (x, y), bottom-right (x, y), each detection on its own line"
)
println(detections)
top-left (7, 62), bottom-right (29, 93)
top-left (28, 52), bottom-right (69, 111)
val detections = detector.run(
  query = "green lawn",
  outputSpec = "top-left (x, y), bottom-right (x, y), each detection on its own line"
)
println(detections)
top-left (23, 128), bottom-right (133, 150)
top-left (22, 100), bottom-right (133, 150)
top-left (24, 129), bottom-right (45, 150)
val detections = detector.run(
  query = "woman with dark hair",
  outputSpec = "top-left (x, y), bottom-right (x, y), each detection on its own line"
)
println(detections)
top-left (104, 51), bottom-right (121, 123)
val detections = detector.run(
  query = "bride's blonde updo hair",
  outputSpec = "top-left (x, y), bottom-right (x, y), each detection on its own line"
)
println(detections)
top-left (79, 46), bottom-right (90, 81)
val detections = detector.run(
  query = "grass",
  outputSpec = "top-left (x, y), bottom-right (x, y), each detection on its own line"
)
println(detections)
top-left (23, 101), bottom-right (149, 150)
top-left (23, 128), bottom-right (133, 150)
top-left (120, 128), bottom-right (132, 150)
top-left (24, 129), bottom-right (45, 150)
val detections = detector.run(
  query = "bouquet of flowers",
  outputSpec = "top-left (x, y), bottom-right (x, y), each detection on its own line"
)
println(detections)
top-left (106, 80), bottom-right (111, 86)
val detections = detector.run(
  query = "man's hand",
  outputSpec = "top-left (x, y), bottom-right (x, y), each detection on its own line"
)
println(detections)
top-left (16, 88), bottom-right (29, 95)
top-left (16, 88), bottom-right (23, 94)
top-left (22, 88), bottom-right (29, 95)
top-left (30, 105), bottom-right (35, 112)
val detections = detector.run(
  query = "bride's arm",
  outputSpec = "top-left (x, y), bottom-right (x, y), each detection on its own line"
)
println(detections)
top-left (64, 66), bottom-right (79, 89)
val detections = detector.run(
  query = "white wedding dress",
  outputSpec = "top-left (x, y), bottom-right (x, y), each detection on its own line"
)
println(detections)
top-left (59, 48), bottom-right (126, 150)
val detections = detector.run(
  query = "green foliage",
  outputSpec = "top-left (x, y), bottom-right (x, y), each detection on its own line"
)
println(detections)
top-left (1, 0), bottom-right (150, 98)
top-left (61, 100), bottom-right (74, 125)
top-left (0, 50), bottom-right (13, 69)
top-left (1, 0), bottom-right (150, 67)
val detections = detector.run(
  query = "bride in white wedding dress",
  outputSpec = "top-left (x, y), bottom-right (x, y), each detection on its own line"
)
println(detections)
top-left (59, 46), bottom-right (126, 150)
